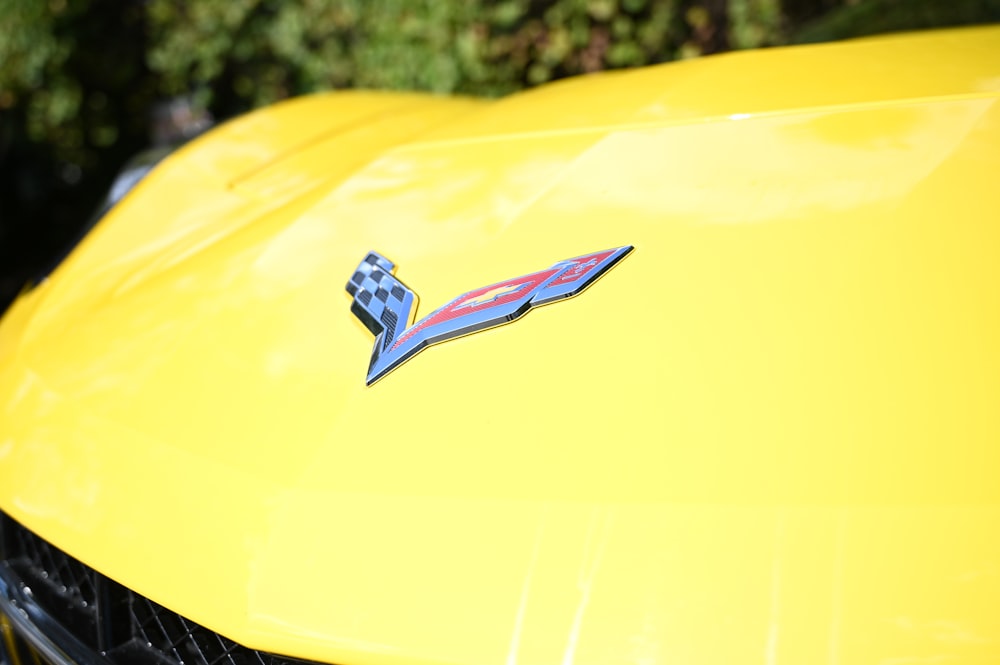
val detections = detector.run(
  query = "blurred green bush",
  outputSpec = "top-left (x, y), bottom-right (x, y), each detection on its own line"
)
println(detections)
top-left (5, 0), bottom-right (999, 170)
top-left (141, 0), bottom-right (765, 105)
top-left (0, 0), bottom-right (795, 174)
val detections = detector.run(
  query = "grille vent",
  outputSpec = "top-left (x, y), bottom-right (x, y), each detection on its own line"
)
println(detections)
top-left (0, 513), bottom-right (307, 665)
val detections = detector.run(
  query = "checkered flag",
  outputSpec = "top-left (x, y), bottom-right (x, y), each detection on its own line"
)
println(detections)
top-left (345, 252), bottom-right (416, 357)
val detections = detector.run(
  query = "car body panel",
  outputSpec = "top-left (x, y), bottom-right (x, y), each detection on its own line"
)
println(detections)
top-left (2, 25), bottom-right (1000, 665)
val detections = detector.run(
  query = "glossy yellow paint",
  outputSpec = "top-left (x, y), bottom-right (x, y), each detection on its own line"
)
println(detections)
top-left (3, 25), bottom-right (1000, 665)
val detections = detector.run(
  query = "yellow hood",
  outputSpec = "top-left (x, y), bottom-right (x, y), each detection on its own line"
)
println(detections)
top-left (2, 26), bottom-right (1000, 665)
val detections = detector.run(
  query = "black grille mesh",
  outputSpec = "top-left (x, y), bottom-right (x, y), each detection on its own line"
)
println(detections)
top-left (0, 513), bottom-right (308, 665)
top-left (129, 595), bottom-right (275, 665)
top-left (7, 520), bottom-right (99, 611)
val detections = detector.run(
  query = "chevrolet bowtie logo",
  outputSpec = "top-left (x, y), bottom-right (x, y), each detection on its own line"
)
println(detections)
top-left (452, 283), bottom-right (527, 309)
top-left (345, 246), bottom-right (633, 385)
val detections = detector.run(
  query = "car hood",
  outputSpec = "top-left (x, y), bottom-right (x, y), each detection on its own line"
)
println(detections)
top-left (3, 26), bottom-right (1000, 665)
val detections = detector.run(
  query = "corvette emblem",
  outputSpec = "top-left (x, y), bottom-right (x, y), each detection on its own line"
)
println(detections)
top-left (346, 246), bottom-right (633, 385)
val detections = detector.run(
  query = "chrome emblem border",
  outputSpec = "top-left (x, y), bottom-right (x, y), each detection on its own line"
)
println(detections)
top-left (346, 246), bottom-right (633, 385)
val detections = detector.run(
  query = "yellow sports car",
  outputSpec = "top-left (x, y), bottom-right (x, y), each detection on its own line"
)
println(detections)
top-left (2, 25), bottom-right (1000, 665)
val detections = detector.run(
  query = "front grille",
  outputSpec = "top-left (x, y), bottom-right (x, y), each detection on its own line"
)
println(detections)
top-left (126, 595), bottom-right (281, 665)
top-left (7, 524), bottom-right (99, 611)
top-left (0, 513), bottom-right (305, 665)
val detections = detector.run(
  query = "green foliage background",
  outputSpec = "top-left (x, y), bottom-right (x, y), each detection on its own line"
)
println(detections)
top-left (1, 0), bottom-right (999, 307)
